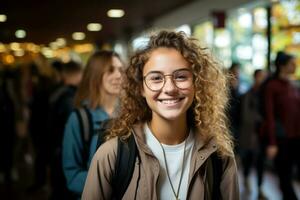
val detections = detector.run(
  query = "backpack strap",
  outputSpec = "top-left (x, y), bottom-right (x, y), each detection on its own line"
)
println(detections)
top-left (75, 106), bottom-right (93, 168)
top-left (112, 133), bottom-right (138, 200)
top-left (205, 152), bottom-right (223, 200)
top-left (96, 119), bottom-right (112, 149)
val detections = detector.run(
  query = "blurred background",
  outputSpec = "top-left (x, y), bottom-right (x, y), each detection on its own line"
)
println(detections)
top-left (0, 0), bottom-right (300, 199)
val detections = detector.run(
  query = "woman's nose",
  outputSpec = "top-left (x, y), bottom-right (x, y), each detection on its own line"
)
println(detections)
top-left (114, 68), bottom-right (122, 78)
top-left (162, 76), bottom-right (177, 92)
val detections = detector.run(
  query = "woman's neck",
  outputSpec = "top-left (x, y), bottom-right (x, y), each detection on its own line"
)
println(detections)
top-left (149, 115), bottom-right (189, 145)
top-left (100, 93), bottom-right (118, 117)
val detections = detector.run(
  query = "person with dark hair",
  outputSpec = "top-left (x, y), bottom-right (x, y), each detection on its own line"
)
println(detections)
top-left (263, 51), bottom-right (300, 200)
top-left (51, 60), bottom-right (64, 84)
top-left (27, 60), bottom-right (55, 193)
top-left (82, 31), bottom-right (239, 200)
top-left (239, 69), bottom-right (268, 199)
top-left (227, 62), bottom-right (241, 152)
top-left (0, 69), bottom-right (16, 187)
top-left (62, 50), bottom-right (124, 198)
top-left (47, 61), bottom-right (83, 199)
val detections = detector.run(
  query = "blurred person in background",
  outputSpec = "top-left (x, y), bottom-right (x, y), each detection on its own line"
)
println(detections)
top-left (47, 61), bottom-right (83, 200)
top-left (227, 62), bottom-right (241, 153)
top-left (0, 67), bottom-right (17, 187)
top-left (50, 60), bottom-right (64, 89)
top-left (62, 50), bottom-right (124, 198)
top-left (239, 69), bottom-right (268, 199)
top-left (262, 51), bottom-right (300, 200)
top-left (27, 54), bottom-right (55, 193)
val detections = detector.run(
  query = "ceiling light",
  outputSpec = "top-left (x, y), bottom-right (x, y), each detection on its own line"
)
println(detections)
top-left (42, 47), bottom-right (54, 58)
top-left (15, 29), bottom-right (26, 38)
top-left (72, 32), bottom-right (86, 40)
top-left (87, 23), bottom-right (102, 31)
top-left (10, 42), bottom-right (21, 51)
top-left (107, 9), bottom-right (125, 18)
top-left (49, 42), bottom-right (59, 50)
top-left (56, 38), bottom-right (66, 47)
top-left (0, 14), bottom-right (7, 22)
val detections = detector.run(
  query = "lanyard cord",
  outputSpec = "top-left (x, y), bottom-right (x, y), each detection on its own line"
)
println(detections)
top-left (159, 140), bottom-right (186, 200)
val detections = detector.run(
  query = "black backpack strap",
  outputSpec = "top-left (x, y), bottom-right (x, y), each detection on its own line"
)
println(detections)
top-left (211, 152), bottom-right (223, 200)
top-left (112, 133), bottom-right (138, 200)
top-left (206, 152), bottom-right (223, 200)
top-left (96, 119), bottom-right (112, 149)
top-left (74, 106), bottom-right (93, 168)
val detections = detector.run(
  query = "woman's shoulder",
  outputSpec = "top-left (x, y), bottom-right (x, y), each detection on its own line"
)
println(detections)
top-left (90, 107), bottom-right (110, 121)
top-left (64, 111), bottom-right (79, 126)
top-left (94, 137), bottom-right (119, 160)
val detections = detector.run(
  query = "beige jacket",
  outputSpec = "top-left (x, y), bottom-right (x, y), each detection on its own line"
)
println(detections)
top-left (82, 124), bottom-right (239, 200)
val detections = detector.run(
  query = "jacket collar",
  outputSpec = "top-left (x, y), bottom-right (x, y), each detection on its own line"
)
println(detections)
top-left (131, 123), bottom-right (219, 181)
top-left (189, 134), bottom-right (218, 180)
top-left (131, 123), bottom-right (218, 157)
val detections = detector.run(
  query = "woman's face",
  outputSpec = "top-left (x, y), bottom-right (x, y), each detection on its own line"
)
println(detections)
top-left (101, 56), bottom-right (123, 96)
top-left (284, 58), bottom-right (296, 75)
top-left (142, 47), bottom-right (195, 122)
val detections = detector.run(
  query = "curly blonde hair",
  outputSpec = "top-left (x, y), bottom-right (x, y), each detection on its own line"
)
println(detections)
top-left (107, 30), bottom-right (233, 156)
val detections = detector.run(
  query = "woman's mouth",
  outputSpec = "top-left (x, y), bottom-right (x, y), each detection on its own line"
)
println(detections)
top-left (158, 97), bottom-right (184, 105)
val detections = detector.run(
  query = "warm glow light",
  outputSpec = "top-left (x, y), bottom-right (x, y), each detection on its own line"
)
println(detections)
top-left (4, 55), bottom-right (15, 64)
top-left (42, 47), bottom-right (55, 58)
top-left (14, 49), bottom-right (25, 57)
top-left (10, 42), bottom-right (21, 51)
top-left (50, 42), bottom-right (58, 50)
top-left (56, 38), bottom-right (66, 47)
top-left (26, 43), bottom-right (40, 53)
top-left (0, 14), bottom-right (7, 22)
top-left (87, 23), bottom-right (102, 31)
top-left (0, 43), bottom-right (6, 53)
top-left (74, 44), bottom-right (94, 53)
top-left (15, 29), bottom-right (26, 38)
top-left (72, 32), bottom-right (86, 40)
top-left (107, 9), bottom-right (125, 18)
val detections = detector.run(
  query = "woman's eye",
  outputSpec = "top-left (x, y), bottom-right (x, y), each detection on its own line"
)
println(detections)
top-left (148, 74), bottom-right (163, 81)
top-left (108, 66), bottom-right (114, 73)
top-left (175, 74), bottom-right (188, 80)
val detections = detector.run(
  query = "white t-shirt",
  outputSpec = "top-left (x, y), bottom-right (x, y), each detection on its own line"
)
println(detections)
top-left (144, 123), bottom-right (194, 200)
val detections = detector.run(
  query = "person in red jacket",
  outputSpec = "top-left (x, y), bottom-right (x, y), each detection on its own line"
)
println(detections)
top-left (263, 51), bottom-right (300, 200)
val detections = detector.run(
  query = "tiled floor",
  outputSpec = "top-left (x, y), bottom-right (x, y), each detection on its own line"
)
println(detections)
top-left (239, 169), bottom-right (300, 200)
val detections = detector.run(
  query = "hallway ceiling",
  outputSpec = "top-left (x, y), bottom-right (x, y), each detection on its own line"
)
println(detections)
top-left (0, 0), bottom-right (195, 45)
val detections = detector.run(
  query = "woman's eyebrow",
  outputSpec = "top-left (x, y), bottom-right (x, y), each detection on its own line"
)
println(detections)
top-left (146, 70), bottom-right (162, 74)
top-left (146, 67), bottom-right (190, 74)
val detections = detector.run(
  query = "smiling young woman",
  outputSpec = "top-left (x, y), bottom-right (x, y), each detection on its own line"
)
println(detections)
top-left (82, 30), bottom-right (239, 200)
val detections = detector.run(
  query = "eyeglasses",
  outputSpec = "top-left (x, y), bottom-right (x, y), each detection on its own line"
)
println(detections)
top-left (143, 68), bottom-right (193, 91)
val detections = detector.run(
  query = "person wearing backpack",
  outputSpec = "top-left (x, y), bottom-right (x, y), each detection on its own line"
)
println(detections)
top-left (62, 50), bottom-right (124, 198)
top-left (82, 30), bottom-right (239, 200)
